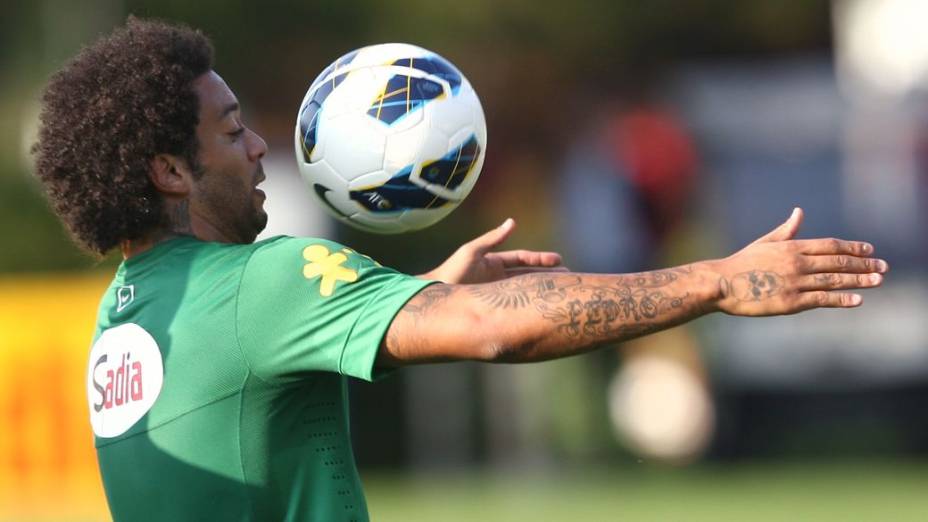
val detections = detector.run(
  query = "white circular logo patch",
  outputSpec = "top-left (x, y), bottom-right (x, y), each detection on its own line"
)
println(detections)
top-left (86, 323), bottom-right (164, 438)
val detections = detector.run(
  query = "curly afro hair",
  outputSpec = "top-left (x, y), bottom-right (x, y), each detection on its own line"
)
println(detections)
top-left (33, 17), bottom-right (213, 255)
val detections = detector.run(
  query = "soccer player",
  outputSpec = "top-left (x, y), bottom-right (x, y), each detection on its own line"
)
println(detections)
top-left (33, 18), bottom-right (887, 522)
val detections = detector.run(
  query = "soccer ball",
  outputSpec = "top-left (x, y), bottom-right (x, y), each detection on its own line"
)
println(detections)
top-left (294, 43), bottom-right (487, 233)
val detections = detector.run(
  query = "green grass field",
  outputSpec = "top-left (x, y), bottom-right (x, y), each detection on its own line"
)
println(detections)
top-left (6, 459), bottom-right (926, 521)
top-left (364, 459), bottom-right (928, 521)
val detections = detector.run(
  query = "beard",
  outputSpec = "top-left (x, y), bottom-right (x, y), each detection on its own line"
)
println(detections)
top-left (196, 165), bottom-right (268, 244)
top-left (233, 185), bottom-right (268, 244)
top-left (246, 197), bottom-right (269, 242)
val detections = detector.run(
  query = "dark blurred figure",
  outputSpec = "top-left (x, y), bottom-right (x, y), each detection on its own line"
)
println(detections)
top-left (559, 89), bottom-right (713, 463)
top-left (560, 88), bottom-right (698, 271)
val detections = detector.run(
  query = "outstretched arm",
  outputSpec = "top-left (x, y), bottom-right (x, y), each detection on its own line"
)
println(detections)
top-left (379, 209), bottom-right (888, 366)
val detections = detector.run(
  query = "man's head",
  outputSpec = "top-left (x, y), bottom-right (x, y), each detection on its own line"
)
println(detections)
top-left (149, 70), bottom-right (268, 246)
top-left (33, 17), bottom-right (267, 255)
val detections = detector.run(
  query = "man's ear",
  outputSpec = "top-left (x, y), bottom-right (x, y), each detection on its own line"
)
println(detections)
top-left (149, 154), bottom-right (194, 196)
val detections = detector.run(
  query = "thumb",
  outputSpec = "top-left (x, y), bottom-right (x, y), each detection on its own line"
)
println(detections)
top-left (467, 218), bottom-right (515, 254)
top-left (755, 207), bottom-right (803, 243)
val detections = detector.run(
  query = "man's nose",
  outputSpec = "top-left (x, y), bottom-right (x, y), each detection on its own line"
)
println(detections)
top-left (247, 128), bottom-right (268, 161)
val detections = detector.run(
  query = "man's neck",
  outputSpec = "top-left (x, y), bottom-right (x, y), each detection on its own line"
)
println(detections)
top-left (121, 200), bottom-right (242, 260)
top-left (121, 231), bottom-right (190, 260)
top-left (121, 198), bottom-right (196, 260)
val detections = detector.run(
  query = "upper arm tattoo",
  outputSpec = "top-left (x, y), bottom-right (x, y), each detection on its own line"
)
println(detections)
top-left (386, 284), bottom-right (456, 359)
top-left (401, 284), bottom-right (454, 316)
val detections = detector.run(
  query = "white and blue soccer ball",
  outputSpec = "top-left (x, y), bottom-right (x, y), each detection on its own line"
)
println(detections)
top-left (294, 43), bottom-right (487, 234)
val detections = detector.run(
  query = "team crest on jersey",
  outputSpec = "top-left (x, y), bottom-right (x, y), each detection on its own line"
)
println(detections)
top-left (86, 323), bottom-right (164, 438)
top-left (302, 244), bottom-right (359, 297)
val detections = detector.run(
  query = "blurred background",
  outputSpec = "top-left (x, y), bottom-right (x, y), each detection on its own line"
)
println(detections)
top-left (2, 0), bottom-right (928, 520)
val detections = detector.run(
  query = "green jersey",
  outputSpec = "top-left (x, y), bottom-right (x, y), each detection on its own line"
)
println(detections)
top-left (85, 235), bottom-right (431, 521)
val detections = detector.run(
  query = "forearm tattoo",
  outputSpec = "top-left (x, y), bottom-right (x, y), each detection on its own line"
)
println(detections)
top-left (468, 268), bottom-right (692, 340)
top-left (719, 270), bottom-right (784, 302)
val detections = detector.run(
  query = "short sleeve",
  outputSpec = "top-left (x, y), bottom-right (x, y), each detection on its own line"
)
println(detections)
top-left (236, 236), bottom-right (433, 383)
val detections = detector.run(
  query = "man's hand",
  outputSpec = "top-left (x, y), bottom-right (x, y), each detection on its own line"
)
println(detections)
top-left (419, 218), bottom-right (565, 284)
top-left (711, 208), bottom-right (888, 316)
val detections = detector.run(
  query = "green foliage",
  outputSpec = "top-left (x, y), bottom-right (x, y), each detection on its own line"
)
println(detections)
top-left (0, 0), bottom-right (831, 273)
top-left (0, 172), bottom-right (104, 272)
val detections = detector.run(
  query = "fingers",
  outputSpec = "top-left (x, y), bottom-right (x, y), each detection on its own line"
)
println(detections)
top-left (491, 250), bottom-right (563, 268)
top-left (755, 207), bottom-right (803, 244)
top-left (504, 266), bottom-right (570, 277)
top-left (796, 291), bottom-right (863, 311)
top-left (466, 218), bottom-right (515, 255)
top-left (797, 272), bottom-right (883, 291)
top-left (464, 219), bottom-right (565, 270)
top-left (792, 238), bottom-right (873, 256)
top-left (802, 255), bottom-right (889, 274)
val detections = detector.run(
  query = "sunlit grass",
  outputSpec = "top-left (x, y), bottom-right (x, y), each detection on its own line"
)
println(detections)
top-left (364, 459), bottom-right (928, 522)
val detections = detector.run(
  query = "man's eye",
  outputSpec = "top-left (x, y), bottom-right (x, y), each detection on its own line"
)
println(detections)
top-left (229, 127), bottom-right (245, 139)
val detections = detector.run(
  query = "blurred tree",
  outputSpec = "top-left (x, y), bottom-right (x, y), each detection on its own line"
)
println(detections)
top-left (0, 0), bottom-right (831, 273)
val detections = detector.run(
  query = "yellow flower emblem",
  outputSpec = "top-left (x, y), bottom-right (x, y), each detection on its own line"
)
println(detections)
top-left (302, 244), bottom-right (359, 297)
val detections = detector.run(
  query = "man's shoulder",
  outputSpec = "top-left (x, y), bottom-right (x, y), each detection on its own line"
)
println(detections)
top-left (247, 235), bottom-right (343, 256)
top-left (166, 235), bottom-right (337, 269)
top-left (239, 235), bottom-right (405, 301)
top-left (235, 235), bottom-right (358, 290)
top-left (242, 235), bottom-right (351, 271)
